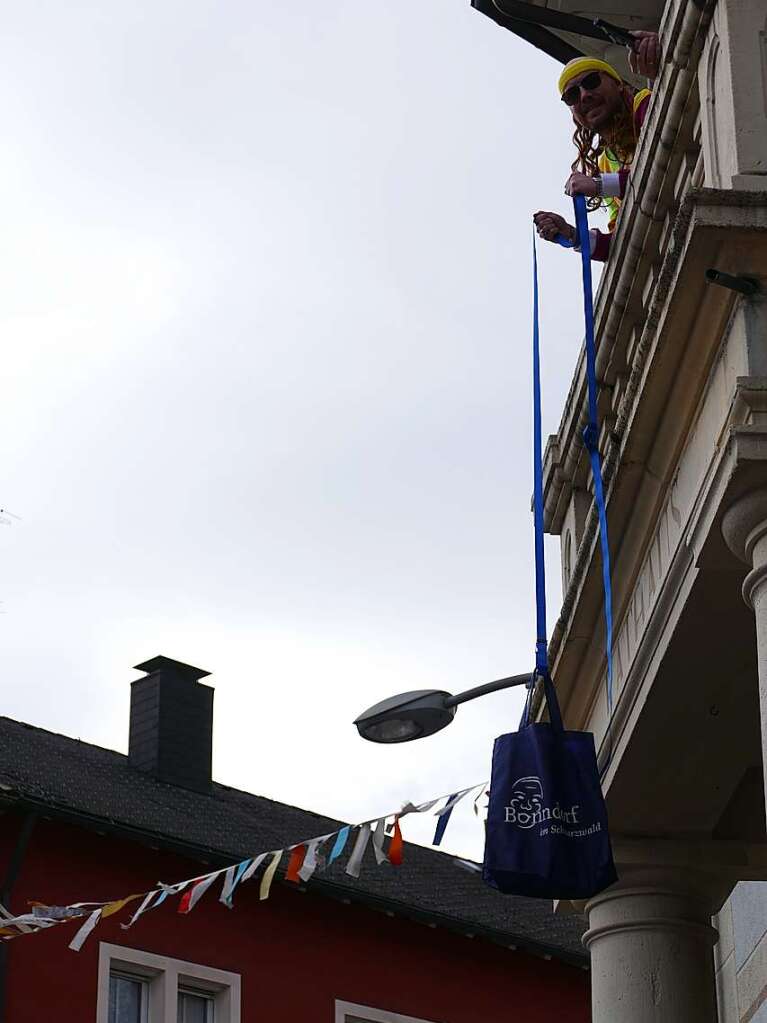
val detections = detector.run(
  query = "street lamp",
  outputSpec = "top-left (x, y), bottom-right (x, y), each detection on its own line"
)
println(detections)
top-left (354, 672), bottom-right (532, 744)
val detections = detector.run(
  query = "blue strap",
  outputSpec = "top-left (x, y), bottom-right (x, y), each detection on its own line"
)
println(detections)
top-left (525, 232), bottom-right (568, 735)
top-left (572, 196), bottom-right (614, 714)
top-left (532, 230), bottom-right (547, 679)
top-left (555, 233), bottom-right (574, 249)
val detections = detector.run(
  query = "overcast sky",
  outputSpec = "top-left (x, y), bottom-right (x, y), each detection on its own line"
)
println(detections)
top-left (0, 0), bottom-right (608, 862)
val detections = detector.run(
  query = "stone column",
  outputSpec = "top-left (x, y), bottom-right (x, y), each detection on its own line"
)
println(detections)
top-left (722, 489), bottom-right (767, 802)
top-left (584, 869), bottom-right (719, 1023)
top-left (698, 0), bottom-right (767, 191)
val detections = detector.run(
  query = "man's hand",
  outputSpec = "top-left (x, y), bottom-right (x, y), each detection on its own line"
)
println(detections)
top-left (629, 30), bottom-right (661, 79)
top-left (533, 211), bottom-right (575, 244)
top-left (565, 172), bottom-right (598, 198)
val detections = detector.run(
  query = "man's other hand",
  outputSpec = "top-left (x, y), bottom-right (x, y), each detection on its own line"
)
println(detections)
top-left (629, 31), bottom-right (661, 79)
top-left (534, 211), bottom-right (575, 244)
top-left (565, 173), bottom-right (598, 197)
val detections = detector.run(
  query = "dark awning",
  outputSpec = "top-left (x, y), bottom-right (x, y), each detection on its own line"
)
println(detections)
top-left (471, 0), bottom-right (584, 64)
top-left (470, 0), bottom-right (656, 70)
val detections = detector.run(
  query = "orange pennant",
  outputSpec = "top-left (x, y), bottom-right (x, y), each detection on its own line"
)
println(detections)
top-left (388, 817), bottom-right (404, 866)
top-left (285, 845), bottom-right (306, 883)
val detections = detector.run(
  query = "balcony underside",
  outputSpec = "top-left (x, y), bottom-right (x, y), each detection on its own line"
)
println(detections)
top-left (472, 0), bottom-right (664, 78)
top-left (605, 562), bottom-right (765, 841)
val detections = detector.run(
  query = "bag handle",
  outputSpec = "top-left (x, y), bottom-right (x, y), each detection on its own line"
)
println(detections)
top-left (528, 231), bottom-right (564, 738)
top-left (540, 671), bottom-right (564, 733)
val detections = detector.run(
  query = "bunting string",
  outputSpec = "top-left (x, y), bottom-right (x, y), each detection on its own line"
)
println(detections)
top-left (0, 781), bottom-right (488, 951)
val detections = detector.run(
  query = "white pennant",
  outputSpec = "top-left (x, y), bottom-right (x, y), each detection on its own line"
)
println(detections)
top-left (434, 787), bottom-right (476, 816)
top-left (371, 818), bottom-right (389, 865)
top-left (121, 891), bottom-right (159, 930)
top-left (69, 908), bottom-right (102, 952)
top-left (182, 872), bottom-right (221, 912)
top-left (473, 783), bottom-right (488, 815)
top-left (219, 866), bottom-right (239, 906)
top-left (345, 825), bottom-right (371, 878)
top-left (400, 798), bottom-right (439, 815)
top-left (240, 853), bottom-right (268, 884)
top-left (298, 835), bottom-right (329, 883)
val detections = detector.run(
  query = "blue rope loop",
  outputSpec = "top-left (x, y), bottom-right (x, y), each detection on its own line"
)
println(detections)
top-left (572, 195), bottom-right (615, 716)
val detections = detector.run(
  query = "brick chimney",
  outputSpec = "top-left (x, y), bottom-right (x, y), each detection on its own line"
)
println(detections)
top-left (129, 656), bottom-right (214, 793)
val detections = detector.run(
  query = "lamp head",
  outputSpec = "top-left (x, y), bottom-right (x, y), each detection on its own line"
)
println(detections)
top-left (354, 689), bottom-right (455, 744)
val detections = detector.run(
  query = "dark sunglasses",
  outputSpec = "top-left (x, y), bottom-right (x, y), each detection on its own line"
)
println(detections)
top-left (561, 71), bottom-right (603, 107)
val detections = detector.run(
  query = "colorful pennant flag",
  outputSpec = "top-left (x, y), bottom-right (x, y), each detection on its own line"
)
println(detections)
top-left (179, 872), bottom-right (222, 915)
top-left (123, 890), bottom-right (160, 929)
top-left (345, 825), bottom-right (371, 879)
top-left (298, 836), bottom-right (330, 883)
top-left (259, 851), bottom-right (283, 901)
top-left (68, 909), bottom-right (102, 952)
top-left (433, 793), bottom-right (459, 846)
top-left (327, 826), bottom-right (350, 865)
top-left (371, 819), bottom-right (389, 866)
top-left (240, 853), bottom-right (268, 884)
top-left (388, 818), bottom-right (404, 866)
top-left (285, 845), bottom-right (306, 884)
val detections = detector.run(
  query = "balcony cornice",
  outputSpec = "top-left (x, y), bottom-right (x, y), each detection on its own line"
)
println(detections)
top-left (537, 187), bottom-right (767, 739)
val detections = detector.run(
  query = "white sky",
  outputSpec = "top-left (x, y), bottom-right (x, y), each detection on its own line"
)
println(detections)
top-left (0, 0), bottom-right (608, 862)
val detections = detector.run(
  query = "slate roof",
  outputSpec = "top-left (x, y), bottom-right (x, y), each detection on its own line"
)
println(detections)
top-left (0, 716), bottom-right (587, 965)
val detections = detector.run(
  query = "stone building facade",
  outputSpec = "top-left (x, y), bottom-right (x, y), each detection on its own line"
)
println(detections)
top-left (490, 0), bottom-right (767, 1018)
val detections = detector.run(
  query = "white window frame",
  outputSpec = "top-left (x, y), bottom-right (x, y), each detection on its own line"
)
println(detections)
top-left (335, 1001), bottom-right (442, 1023)
top-left (97, 943), bottom-right (240, 1023)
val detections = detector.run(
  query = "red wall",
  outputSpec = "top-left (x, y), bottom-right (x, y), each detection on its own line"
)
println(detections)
top-left (0, 813), bottom-right (589, 1022)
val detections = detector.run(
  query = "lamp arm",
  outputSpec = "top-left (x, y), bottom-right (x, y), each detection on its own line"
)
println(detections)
top-left (443, 672), bottom-right (533, 708)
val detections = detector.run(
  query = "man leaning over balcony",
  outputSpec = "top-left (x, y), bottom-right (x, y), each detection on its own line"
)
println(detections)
top-left (534, 33), bottom-right (661, 262)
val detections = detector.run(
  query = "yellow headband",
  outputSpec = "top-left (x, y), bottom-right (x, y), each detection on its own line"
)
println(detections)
top-left (558, 57), bottom-right (622, 96)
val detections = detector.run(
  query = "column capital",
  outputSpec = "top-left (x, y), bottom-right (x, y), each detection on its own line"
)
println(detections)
top-left (585, 866), bottom-right (720, 1022)
top-left (722, 488), bottom-right (767, 564)
top-left (584, 864), bottom-right (726, 940)
top-left (722, 489), bottom-right (767, 607)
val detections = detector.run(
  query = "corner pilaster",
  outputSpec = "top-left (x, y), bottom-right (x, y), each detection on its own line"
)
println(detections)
top-left (722, 489), bottom-right (767, 804)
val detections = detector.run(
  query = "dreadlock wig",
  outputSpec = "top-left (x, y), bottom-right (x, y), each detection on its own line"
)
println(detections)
top-left (558, 57), bottom-right (638, 212)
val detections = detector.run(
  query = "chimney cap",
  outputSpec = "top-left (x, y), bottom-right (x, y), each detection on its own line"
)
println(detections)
top-left (133, 655), bottom-right (211, 682)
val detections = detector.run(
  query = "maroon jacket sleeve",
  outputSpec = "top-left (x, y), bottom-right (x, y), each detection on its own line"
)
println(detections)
top-left (592, 230), bottom-right (611, 263)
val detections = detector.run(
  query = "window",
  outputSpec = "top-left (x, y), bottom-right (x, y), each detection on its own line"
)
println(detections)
top-left (335, 1002), bottom-right (441, 1023)
top-left (98, 945), bottom-right (240, 1023)
top-left (177, 989), bottom-right (214, 1023)
top-left (109, 973), bottom-right (149, 1023)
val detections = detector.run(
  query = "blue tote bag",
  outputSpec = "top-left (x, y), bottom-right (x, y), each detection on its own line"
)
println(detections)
top-left (482, 673), bottom-right (617, 899)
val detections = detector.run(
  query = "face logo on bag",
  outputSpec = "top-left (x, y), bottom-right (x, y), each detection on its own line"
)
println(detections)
top-left (505, 776), bottom-right (544, 829)
top-left (504, 775), bottom-right (582, 831)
